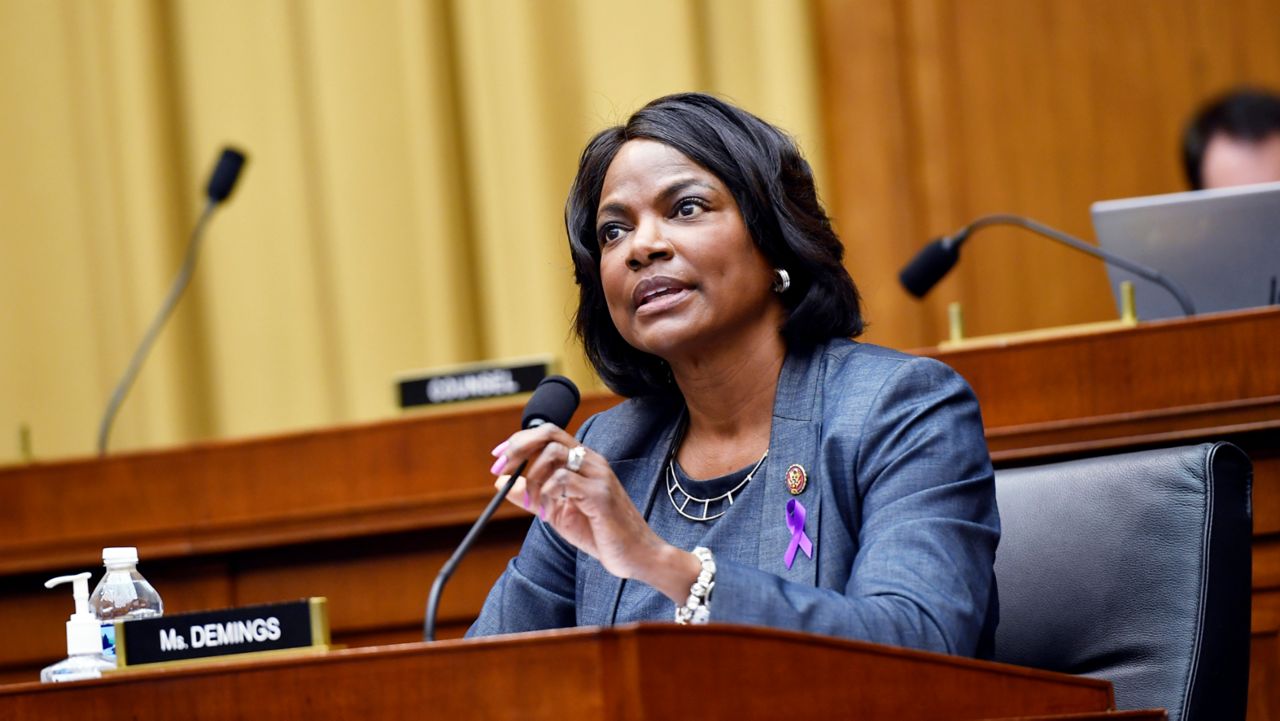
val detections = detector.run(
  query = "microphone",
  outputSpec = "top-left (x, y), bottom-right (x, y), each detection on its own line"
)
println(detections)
top-left (96, 146), bottom-right (250, 455)
top-left (206, 148), bottom-right (247, 202)
top-left (898, 214), bottom-right (1197, 317)
top-left (423, 376), bottom-right (580, 641)
top-left (899, 232), bottom-right (964, 298)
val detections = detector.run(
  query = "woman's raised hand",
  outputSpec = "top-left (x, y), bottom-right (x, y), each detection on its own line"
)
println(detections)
top-left (489, 425), bottom-right (698, 602)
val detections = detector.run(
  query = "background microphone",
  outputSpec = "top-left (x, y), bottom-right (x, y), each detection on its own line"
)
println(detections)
top-left (206, 148), bottom-right (247, 203)
top-left (96, 146), bottom-right (250, 455)
top-left (898, 213), bottom-right (1197, 316)
top-left (424, 375), bottom-right (580, 641)
top-left (899, 230), bottom-right (967, 298)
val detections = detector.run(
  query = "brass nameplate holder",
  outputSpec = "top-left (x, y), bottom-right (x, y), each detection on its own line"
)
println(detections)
top-left (112, 597), bottom-right (329, 672)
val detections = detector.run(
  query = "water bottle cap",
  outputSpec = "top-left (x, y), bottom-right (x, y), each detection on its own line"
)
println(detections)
top-left (102, 547), bottom-right (138, 566)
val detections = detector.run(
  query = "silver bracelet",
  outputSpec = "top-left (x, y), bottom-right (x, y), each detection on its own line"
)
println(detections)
top-left (674, 546), bottom-right (716, 625)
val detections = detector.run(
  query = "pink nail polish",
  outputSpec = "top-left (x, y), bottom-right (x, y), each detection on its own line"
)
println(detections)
top-left (490, 440), bottom-right (510, 458)
top-left (489, 455), bottom-right (507, 475)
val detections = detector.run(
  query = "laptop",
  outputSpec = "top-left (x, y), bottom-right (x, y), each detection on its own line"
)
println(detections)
top-left (1091, 180), bottom-right (1280, 321)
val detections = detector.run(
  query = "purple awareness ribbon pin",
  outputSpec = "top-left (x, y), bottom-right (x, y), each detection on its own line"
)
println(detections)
top-left (784, 498), bottom-right (813, 569)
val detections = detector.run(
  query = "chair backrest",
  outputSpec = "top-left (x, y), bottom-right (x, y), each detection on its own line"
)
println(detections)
top-left (992, 442), bottom-right (1252, 721)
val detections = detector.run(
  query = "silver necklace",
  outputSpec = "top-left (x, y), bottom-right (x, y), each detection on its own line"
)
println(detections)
top-left (666, 450), bottom-right (768, 522)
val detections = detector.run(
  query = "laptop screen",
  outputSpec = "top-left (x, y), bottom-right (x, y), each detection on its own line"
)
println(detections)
top-left (1091, 181), bottom-right (1280, 321)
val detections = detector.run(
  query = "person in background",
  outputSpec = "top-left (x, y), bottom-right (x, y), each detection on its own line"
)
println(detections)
top-left (1183, 88), bottom-right (1280, 190)
top-left (467, 93), bottom-right (999, 657)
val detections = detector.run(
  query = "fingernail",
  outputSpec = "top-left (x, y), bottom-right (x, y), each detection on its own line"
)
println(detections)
top-left (490, 440), bottom-right (510, 458)
top-left (523, 491), bottom-right (531, 509)
top-left (489, 455), bottom-right (507, 476)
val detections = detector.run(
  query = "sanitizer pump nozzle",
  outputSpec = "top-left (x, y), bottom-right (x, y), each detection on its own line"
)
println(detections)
top-left (40, 572), bottom-right (115, 682)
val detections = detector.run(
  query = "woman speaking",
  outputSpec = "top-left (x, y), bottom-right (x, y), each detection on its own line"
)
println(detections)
top-left (469, 93), bottom-right (999, 657)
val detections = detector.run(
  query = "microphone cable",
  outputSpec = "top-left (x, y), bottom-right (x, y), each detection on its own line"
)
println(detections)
top-left (899, 213), bottom-right (1197, 317)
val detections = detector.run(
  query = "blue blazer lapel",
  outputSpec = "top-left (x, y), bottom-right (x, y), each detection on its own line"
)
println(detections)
top-left (576, 420), bottom-right (682, 627)
top-left (578, 342), bottom-right (828, 622)
top-left (757, 346), bottom-right (824, 586)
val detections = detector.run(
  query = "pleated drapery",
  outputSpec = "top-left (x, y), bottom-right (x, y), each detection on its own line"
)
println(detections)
top-left (0, 0), bottom-right (825, 463)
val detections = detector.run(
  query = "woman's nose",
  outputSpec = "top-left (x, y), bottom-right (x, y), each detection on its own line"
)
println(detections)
top-left (626, 219), bottom-right (674, 270)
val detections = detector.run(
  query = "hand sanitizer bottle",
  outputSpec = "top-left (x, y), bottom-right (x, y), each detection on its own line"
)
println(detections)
top-left (40, 572), bottom-right (116, 683)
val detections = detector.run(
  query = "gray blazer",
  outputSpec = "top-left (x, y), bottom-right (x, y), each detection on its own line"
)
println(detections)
top-left (468, 339), bottom-right (999, 657)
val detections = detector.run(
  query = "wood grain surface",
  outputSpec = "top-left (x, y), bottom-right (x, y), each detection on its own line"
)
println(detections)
top-left (816, 0), bottom-right (1280, 351)
top-left (0, 624), bottom-right (1122, 720)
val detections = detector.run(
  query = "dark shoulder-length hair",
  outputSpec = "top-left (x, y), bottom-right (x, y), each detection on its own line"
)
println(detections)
top-left (566, 92), bottom-right (863, 398)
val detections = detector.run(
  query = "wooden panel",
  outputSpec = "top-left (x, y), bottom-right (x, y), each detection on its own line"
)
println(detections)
top-left (817, 0), bottom-right (1280, 350)
top-left (1252, 538), bottom-right (1280, 721)
top-left (1251, 632), bottom-right (1280, 721)
top-left (1258, 457), bottom-right (1280, 537)
top-left (1, 310), bottom-right (1272, 711)
top-left (1254, 588), bottom-right (1280, 636)
top-left (0, 394), bottom-right (610, 685)
top-left (0, 393), bottom-right (616, 575)
top-left (919, 308), bottom-right (1277, 721)
top-left (232, 523), bottom-right (527, 634)
top-left (0, 625), bottom-right (1118, 720)
top-left (920, 308), bottom-right (1280, 430)
top-left (0, 559), bottom-right (235, 685)
top-left (818, 4), bottom-right (1280, 706)
top-left (814, 0), bottom-right (943, 347)
top-left (0, 523), bottom-right (526, 686)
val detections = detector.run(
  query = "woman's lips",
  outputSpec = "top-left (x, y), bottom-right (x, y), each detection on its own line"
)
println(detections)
top-left (632, 276), bottom-right (694, 312)
top-left (635, 287), bottom-right (691, 316)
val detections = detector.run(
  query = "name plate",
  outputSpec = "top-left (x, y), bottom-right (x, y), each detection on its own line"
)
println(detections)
top-left (397, 358), bottom-right (550, 408)
top-left (116, 597), bottom-right (329, 669)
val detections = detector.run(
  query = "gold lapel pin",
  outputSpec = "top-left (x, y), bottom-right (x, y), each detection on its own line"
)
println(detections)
top-left (785, 464), bottom-right (807, 495)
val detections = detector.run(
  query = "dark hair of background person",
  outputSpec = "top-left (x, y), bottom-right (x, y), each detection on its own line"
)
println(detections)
top-left (564, 92), bottom-right (864, 398)
top-left (1182, 87), bottom-right (1280, 189)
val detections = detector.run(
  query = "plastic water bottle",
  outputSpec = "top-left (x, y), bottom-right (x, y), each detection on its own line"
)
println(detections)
top-left (89, 547), bottom-right (164, 661)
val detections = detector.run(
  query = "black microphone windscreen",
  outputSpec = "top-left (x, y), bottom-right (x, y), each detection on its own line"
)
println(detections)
top-left (206, 147), bottom-right (248, 203)
top-left (522, 375), bottom-right (580, 429)
top-left (899, 238), bottom-right (960, 298)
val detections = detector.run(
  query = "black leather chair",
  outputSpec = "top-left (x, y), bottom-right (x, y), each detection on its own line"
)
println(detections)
top-left (992, 442), bottom-right (1252, 721)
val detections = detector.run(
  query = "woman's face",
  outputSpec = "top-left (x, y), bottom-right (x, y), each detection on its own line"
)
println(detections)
top-left (595, 139), bottom-right (782, 363)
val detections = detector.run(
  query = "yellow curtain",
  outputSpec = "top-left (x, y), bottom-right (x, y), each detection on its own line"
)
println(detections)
top-left (0, 0), bottom-right (825, 464)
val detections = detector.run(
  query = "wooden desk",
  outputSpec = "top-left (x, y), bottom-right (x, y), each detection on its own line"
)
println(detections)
top-left (0, 624), bottom-right (1161, 720)
top-left (0, 307), bottom-right (1272, 715)
top-left (0, 392), bottom-right (616, 685)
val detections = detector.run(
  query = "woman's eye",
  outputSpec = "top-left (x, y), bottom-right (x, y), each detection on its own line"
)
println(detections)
top-left (598, 224), bottom-right (624, 244)
top-left (675, 199), bottom-right (705, 218)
